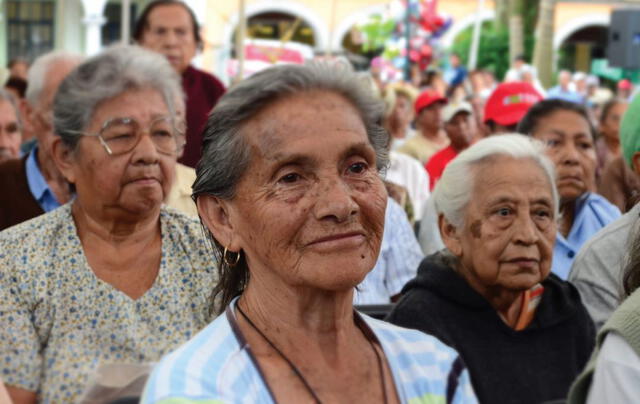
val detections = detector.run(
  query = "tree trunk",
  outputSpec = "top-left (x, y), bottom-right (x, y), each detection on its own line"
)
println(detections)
top-left (494, 0), bottom-right (508, 31)
top-left (532, 0), bottom-right (556, 88)
top-left (508, 0), bottom-right (524, 63)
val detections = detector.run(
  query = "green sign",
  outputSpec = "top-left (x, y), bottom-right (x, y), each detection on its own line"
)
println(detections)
top-left (591, 59), bottom-right (640, 83)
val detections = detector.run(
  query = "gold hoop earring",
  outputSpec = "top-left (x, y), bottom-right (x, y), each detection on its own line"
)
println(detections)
top-left (223, 246), bottom-right (241, 267)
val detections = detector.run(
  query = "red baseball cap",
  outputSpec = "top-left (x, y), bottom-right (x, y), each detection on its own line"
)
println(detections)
top-left (618, 79), bottom-right (632, 90)
top-left (414, 90), bottom-right (447, 115)
top-left (483, 82), bottom-right (543, 126)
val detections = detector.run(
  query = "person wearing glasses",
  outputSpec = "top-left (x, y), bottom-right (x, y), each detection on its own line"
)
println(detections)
top-left (0, 51), bottom-right (82, 230)
top-left (0, 45), bottom-right (218, 404)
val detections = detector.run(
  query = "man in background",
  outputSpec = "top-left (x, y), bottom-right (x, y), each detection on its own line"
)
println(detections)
top-left (425, 101), bottom-right (475, 190)
top-left (547, 70), bottom-right (583, 104)
top-left (135, 0), bottom-right (225, 168)
top-left (483, 82), bottom-right (543, 134)
top-left (397, 90), bottom-right (449, 164)
top-left (0, 52), bottom-right (82, 230)
top-left (0, 89), bottom-right (22, 162)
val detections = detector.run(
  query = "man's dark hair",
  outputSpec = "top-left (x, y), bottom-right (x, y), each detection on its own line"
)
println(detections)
top-left (133, 0), bottom-right (203, 51)
top-left (4, 76), bottom-right (27, 98)
top-left (517, 99), bottom-right (596, 139)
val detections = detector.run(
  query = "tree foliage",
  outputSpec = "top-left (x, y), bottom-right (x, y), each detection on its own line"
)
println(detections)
top-left (451, 0), bottom-right (538, 80)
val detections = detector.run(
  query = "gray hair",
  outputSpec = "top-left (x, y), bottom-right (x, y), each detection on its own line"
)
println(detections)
top-left (25, 51), bottom-right (84, 107)
top-left (433, 133), bottom-right (559, 228)
top-left (53, 45), bottom-right (183, 149)
top-left (0, 88), bottom-right (22, 129)
top-left (193, 62), bottom-right (389, 200)
top-left (192, 62), bottom-right (389, 312)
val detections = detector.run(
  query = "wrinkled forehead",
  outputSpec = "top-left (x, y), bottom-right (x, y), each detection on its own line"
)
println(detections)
top-left (240, 90), bottom-right (368, 158)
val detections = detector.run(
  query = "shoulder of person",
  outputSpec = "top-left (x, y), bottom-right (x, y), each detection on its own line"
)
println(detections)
top-left (0, 203), bottom-right (69, 244)
top-left (160, 206), bottom-right (207, 242)
top-left (0, 156), bottom-right (24, 176)
top-left (385, 258), bottom-right (447, 328)
top-left (366, 315), bottom-right (458, 359)
top-left (389, 151), bottom-right (426, 173)
top-left (0, 204), bottom-right (73, 299)
top-left (190, 66), bottom-right (225, 93)
top-left (586, 192), bottom-right (622, 220)
top-left (571, 203), bottom-right (638, 269)
top-left (540, 274), bottom-right (595, 329)
top-left (141, 314), bottom-right (244, 403)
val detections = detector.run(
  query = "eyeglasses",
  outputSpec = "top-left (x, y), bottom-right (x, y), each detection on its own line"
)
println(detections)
top-left (71, 116), bottom-right (186, 156)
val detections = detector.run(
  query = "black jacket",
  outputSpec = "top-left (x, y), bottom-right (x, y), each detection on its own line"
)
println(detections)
top-left (386, 251), bottom-right (595, 404)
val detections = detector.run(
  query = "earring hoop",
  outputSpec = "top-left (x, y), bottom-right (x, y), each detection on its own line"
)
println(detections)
top-left (223, 246), bottom-right (241, 267)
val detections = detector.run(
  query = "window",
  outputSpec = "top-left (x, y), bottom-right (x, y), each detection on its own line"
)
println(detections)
top-left (102, 3), bottom-right (138, 46)
top-left (6, 1), bottom-right (55, 62)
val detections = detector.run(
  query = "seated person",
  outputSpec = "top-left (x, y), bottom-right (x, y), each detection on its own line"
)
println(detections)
top-left (0, 89), bottom-right (22, 162)
top-left (354, 197), bottom-right (424, 304)
top-left (483, 82), bottom-right (542, 134)
top-left (595, 98), bottom-right (628, 179)
top-left (142, 63), bottom-right (477, 404)
top-left (599, 154), bottom-right (640, 213)
top-left (425, 101), bottom-right (475, 190)
top-left (569, 93), bottom-right (640, 329)
top-left (518, 99), bottom-right (621, 279)
top-left (568, 226), bottom-right (640, 403)
top-left (0, 46), bottom-right (218, 403)
top-left (0, 51), bottom-right (82, 230)
top-left (396, 90), bottom-right (449, 164)
top-left (387, 134), bottom-right (595, 404)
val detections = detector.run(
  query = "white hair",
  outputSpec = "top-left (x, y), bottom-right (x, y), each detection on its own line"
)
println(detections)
top-left (433, 133), bottom-right (559, 227)
top-left (25, 51), bottom-right (84, 107)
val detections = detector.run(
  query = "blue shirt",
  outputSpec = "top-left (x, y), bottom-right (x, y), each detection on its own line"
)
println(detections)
top-left (546, 86), bottom-right (585, 104)
top-left (552, 193), bottom-right (621, 279)
top-left (142, 297), bottom-right (478, 404)
top-left (354, 198), bottom-right (424, 304)
top-left (25, 147), bottom-right (62, 212)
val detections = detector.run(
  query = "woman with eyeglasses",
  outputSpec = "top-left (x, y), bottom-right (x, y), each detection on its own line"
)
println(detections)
top-left (0, 45), bottom-right (218, 404)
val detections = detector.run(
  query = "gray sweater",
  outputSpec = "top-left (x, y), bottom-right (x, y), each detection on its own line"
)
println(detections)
top-left (568, 202), bottom-right (640, 329)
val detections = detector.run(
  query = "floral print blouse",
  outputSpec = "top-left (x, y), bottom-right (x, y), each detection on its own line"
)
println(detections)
top-left (0, 204), bottom-right (218, 403)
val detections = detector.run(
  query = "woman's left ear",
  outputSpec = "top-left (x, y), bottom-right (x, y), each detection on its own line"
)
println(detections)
top-left (51, 138), bottom-right (76, 184)
top-left (439, 214), bottom-right (463, 256)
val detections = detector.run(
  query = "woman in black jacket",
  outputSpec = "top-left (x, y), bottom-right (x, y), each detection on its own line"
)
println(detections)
top-left (388, 134), bottom-right (595, 404)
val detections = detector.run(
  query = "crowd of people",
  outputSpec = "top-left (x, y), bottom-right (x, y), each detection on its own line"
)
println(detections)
top-left (1, 0), bottom-right (640, 403)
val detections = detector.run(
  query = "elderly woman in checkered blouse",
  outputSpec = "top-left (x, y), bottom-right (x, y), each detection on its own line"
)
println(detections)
top-left (142, 63), bottom-right (478, 404)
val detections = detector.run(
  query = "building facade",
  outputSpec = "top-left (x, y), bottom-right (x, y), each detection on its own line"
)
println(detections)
top-left (0, 0), bottom-right (637, 83)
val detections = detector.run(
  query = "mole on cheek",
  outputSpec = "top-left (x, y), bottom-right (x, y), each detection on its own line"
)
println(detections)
top-left (470, 220), bottom-right (482, 239)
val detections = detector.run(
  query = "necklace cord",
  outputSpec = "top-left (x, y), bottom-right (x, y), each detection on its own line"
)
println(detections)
top-left (237, 304), bottom-right (322, 403)
top-left (236, 304), bottom-right (389, 404)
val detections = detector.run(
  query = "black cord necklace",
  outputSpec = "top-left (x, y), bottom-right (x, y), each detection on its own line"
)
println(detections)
top-left (236, 304), bottom-right (389, 404)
